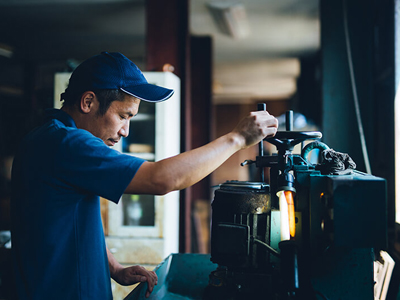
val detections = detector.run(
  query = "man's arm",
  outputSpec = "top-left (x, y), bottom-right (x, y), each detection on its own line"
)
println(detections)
top-left (107, 248), bottom-right (158, 298)
top-left (125, 110), bottom-right (278, 195)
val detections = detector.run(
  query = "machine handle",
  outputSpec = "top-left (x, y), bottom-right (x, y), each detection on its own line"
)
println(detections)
top-left (265, 109), bottom-right (322, 151)
top-left (265, 131), bottom-right (322, 150)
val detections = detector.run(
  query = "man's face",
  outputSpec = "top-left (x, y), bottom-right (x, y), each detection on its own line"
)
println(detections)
top-left (87, 94), bottom-right (140, 147)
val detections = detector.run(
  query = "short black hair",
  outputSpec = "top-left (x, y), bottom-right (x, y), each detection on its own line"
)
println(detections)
top-left (61, 89), bottom-right (126, 115)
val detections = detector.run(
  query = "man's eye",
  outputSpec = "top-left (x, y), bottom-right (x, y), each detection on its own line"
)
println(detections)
top-left (120, 115), bottom-right (126, 120)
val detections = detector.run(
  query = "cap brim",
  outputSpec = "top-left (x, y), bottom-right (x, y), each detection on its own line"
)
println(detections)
top-left (120, 84), bottom-right (174, 102)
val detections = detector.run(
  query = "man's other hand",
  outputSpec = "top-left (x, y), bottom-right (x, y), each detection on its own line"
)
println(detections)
top-left (114, 265), bottom-right (158, 298)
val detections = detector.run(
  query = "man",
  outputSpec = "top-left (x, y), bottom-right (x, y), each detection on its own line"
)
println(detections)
top-left (11, 52), bottom-right (278, 299)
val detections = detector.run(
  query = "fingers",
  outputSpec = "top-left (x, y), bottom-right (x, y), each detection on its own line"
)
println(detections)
top-left (119, 265), bottom-right (158, 298)
top-left (251, 111), bottom-right (279, 128)
top-left (144, 271), bottom-right (157, 298)
top-left (257, 111), bottom-right (278, 136)
top-left (136, 267), bottom-right (157, 298)
top-left (235, 110), bottom-right (278, 148)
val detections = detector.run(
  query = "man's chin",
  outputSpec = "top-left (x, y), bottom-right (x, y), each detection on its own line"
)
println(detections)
top-left (106, 140), bottom-right (116, 147)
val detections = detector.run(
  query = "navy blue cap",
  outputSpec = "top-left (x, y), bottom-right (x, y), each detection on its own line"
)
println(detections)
top-left (65, 52), bottom-right (174, 102)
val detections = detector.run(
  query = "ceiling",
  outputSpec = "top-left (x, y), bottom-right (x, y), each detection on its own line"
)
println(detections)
top-left (0, 0), bottom-right (320, 102)
top-left (0, 0), bottom-right (146, 62)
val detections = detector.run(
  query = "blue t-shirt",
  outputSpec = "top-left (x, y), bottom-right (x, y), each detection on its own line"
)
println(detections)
top-left (11, 109), bottom-right (145, 300)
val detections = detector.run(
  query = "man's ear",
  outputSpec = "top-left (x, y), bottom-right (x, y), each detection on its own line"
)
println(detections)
top-left (80, 91), bottom-right (96, 114)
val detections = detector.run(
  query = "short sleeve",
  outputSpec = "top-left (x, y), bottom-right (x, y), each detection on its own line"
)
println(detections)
top-left (54, 128), bottom-right (145, 202)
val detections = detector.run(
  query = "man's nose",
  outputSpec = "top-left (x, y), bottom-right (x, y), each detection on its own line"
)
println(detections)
top-left (119, 122), bottom-right (129, 137)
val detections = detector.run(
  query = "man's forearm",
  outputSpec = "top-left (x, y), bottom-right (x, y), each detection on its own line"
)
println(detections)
top-left (126, 132), bottom-right (243, 195)
top-left (106, 247), bottom-right (123, 281)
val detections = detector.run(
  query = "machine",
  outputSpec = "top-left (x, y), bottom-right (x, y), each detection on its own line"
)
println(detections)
top-left (207, 108), bottom-right (387, 299)
top-left (127, 108), bottom-right (387, 300)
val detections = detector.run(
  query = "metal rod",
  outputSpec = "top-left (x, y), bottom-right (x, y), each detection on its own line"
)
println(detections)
top-left (286, 110), bottom-right (293, 131)
top-left (257, 103), bottom-right (266, 182)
